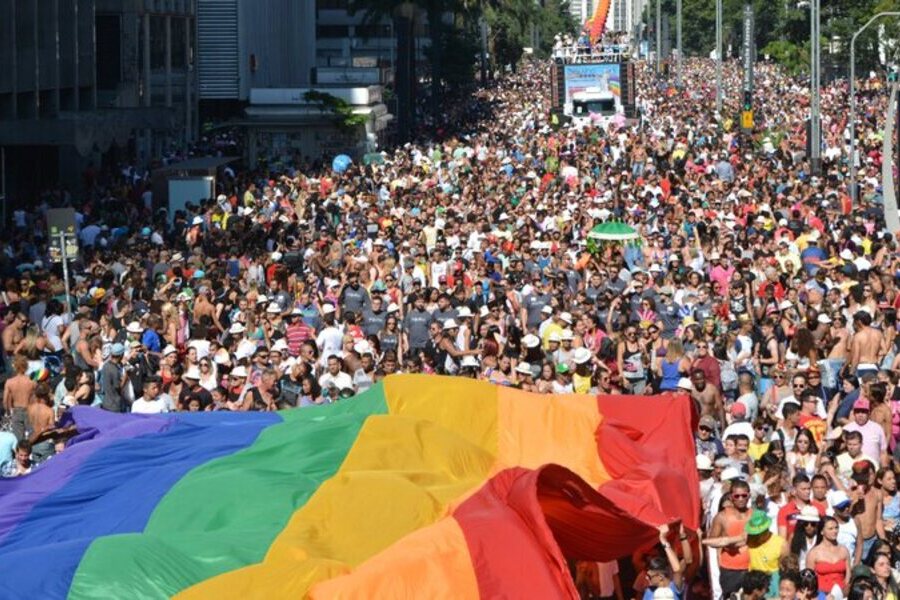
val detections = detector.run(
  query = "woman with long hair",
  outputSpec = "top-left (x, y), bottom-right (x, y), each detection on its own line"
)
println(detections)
top-left (787, 428), bottom-right (819, 479)
top-left (805, 516), bottom-right (850, 595)
top-left (863, 541), bottom-right (900, 600)
top-left (790, 509), bottom-right (822, 567)
top-left (879, 469), bottom-right (900, 533)
top-left (657, 339), bottom-right (689, 392)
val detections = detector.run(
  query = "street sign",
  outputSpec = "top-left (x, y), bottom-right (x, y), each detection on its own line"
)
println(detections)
top-left (47, 208), bottom-right (78, 263)
top-left (741, 110), bottom-right (754, 130)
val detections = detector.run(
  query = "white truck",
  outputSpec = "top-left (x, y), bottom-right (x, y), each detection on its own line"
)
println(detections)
top-left (570, 87), bottom-right (619, 129)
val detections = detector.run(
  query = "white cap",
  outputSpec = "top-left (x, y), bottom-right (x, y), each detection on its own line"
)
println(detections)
top-left (322, 304), bottom-right (336, 315)
top-left (696, 454), bottom-right (713, 470)
top-left (522, 334), bottom-right (541, 348)
top-left (192, 216), bottom-right (204, 226)
top-left (230, 366), bottom-right (248, 378)
top-left (442, 318), bottom-right (459, 330)
top-left (353, 341), bottom-right (373, 356)
top-left (840, 249), bottom-right (854, 260)
top-left (572, 347), bottom-right (592, 365)
top-left (515, 362), bottom-right (533, 375)
top-left (677, 377), bottom-right (694, 391)
top-left (721, 467), bottom-right (743, 481)
top-left (460, 355), bottom-right (480, 368)
top-left (559, 312), bottom-right (573, 324)
top-left (817, 314), bottom-right (832, 324)
top-left (229, 322), bottom-right (246, 334)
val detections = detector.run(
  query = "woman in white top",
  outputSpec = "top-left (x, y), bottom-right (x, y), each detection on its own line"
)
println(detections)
top-left (787, 428), bottom-right (819, 479)
top-left (197, 357), bottom-right (218, 392)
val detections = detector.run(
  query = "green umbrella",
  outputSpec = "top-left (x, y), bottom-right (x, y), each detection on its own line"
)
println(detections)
top-left (363, 152), bottom-right (385, 166)
top-left (587, 222), bottom-right (639, 242)
top-left (452, 147), bottom-right (468, 159)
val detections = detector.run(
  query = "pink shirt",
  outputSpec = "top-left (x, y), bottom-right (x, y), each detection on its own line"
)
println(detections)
top-left (844, 420), bottom-right (887, 463)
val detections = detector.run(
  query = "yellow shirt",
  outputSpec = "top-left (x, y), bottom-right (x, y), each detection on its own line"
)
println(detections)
top-left (573, 373), bottom-right (592, 394)
top-left (541, 323), bottom-right (564, 350)
top-left (749, 440), bottom-right (770, 462)
top-left (749, 533), bottom-right (784, 574)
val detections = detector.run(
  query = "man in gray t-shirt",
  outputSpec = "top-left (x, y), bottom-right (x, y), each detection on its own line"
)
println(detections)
top-left (403, 294), bottom-right (432, 351)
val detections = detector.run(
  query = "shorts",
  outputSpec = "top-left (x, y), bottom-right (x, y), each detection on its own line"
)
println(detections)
top-left (720, 568), bottom-right (746, 599)
top-left (861, 535), bottom-right (878, 559)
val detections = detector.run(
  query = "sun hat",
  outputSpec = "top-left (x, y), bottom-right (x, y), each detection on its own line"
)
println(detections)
top-left (230, 366), bottom-right (248, 378)
top-left (515, 362), bottom-right (533, 375)
top-left (721, 467), bottom-right (744, 481)
top-left (456, 306), bottom-right (472, 318)
top-left (442, 318), bottom-right (459, 330)
top-left (460, 355), bottom-right (480, 369)
top-left (548, 331), bottom-right (562, 343)
top-left (653, 588), bottom-right (675, 600)
top-left (321, 303), bottom-right (336, 315)
top-left (696, 454), bottom-right (713, 470)
top-left (183, 366), bottom-right (201, 380)
top-left (126, 321), bottom-right (144, 334)
top-left (229, 322), bottom-right (246, 334)
top-left (162, 345), bottom-right (177, 356)
top-left (796, 505), bottom-right (821, 523)
top-left (572, 347), bottom-right (592, 365)
top-left (745, 510), bottom-right (773, 535)
top-left (522, 334), bottom-right (541, 349)
top-left (677, 377), bottom-right (693, 391)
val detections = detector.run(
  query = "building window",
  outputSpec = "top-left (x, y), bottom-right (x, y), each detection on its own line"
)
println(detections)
top-left (355, 24), bottom-right (391, 39)
top-left (317, 25), bottom-right (350, 38)
top-left (317, 0), bottom-right (349, 9)
top-left (96, 15), bottom-right (122, 90)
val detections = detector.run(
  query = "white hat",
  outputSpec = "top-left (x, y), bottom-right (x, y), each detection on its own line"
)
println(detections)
top-left (677, 377), bottom-right (693, 391)
top-left (271, 251), bottom-right (283, 262)
top-left (559, 312), bottom-right (573, 325)
top-left (817, 314), bottom-right (832, 324)
top-left (840, 249), bottom-right (854, 261)
top-left (456, 306), bottom-right (472, 318)
top-left (522, 334), bottom-right (541, 348)
top-left (387, 302), bottom-right (400, 313)
top-left (548, 331), bottom-right (562, 343)
top-left (561, 329), bottom-right (574, 341)
top-left (229, 322), bottom-right (246, 334)
top-left (460, 355), bottom-right (480, 368)
top-left (321, 304), bottom-right (336, 315)
top-left (170, 252), bottom-right (184, 262)
top-left (230, 366), bottom-right (248, 378)
top-left (256, 295), bottom-right (269, 304)
top-left (353, 340), bottom-right (373, 356)
top-left (271, 339), bottom-right (289, 353)
top-left (654, 588), bottom-right (676, 600)
top-left (213, 350), bottom-right (231, 365)
top-left (184, 366), bottom-right (201, 380)
top-left (796, 505), bottom-right (821, 522)
top-left (162, 345), bottom-right (178, 356)
top-left (541, 305), bottom-right (554, 314)
top-left (721, 467), bottom-right (743, 481)
top-left (192, 216), bottom-right (204, 226)
top-left (265, 303), bottom-right (280, 314)
top-left (696, 454), bottom-right (713, 470)
top-left (572, 347), bottom-right (592, 365)
top-left (442, 318), bottom-right (459, 330)
top-left (126, 321), bottom-right (144, 334)
top-left (778, 300), bottom-right (793, 311)
top-left (515, 362), bottom-right (533, 375)
top-left (479, 306), bottom-right (490, 318)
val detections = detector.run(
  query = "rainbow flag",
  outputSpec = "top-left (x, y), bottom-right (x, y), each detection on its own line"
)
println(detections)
top-left (0, 375), bottom-right (699, 599)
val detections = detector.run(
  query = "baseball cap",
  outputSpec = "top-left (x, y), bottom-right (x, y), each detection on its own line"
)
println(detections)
top-left (699, 415), bottom-right (717, 430)
top-left (730, 402), bottom-right (747, 418)
top-left (853, 398), bottom-right (870, 411)
top-left (110, 343), bottom-right (125, 357)
top-left (831, 490), bottom-right (851, 510)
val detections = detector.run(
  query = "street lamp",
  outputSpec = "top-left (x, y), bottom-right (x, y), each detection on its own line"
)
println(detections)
top-left (809, 0), bottom-right (822, 175)
top-left (849, 11), bottom-right (900, 203)
top-left (716, 0), bottom-right (723, 115)
top-left (676, 0), bottom-right (683, 88)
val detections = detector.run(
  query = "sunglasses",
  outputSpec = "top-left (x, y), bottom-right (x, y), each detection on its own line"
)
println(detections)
top-left (731, 493), bottom-right (749, 499)
top-left (699, 426), bottom-right (714, 432)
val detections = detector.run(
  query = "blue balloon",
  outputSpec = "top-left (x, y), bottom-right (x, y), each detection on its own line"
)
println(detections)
top-left (332, 154), bottom-right (352, 173)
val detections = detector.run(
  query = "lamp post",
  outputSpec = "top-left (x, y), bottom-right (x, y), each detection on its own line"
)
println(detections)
top-left (849, 11), bottom-right (900, 203)
top-left (656, 0), bottom-right (662, 74)
top-left (716, 0), bottom-right (723, 115)
top-left (676, 0), bottom-right (683, 88)
top-left (809, 0), bottom-right (822, 175)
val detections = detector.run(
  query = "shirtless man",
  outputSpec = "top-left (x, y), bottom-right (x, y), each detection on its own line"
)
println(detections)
top-left (850, 465), bottom-right (885, 565)
top-left (692, 367), bottom-right (726, 428)
top-left (3, 355), bottom-right (36, 442)
top-left (2, 311), bottom-right (27, 357)
top-left (848, 311), bottom-right (882, 379)
top-left (27, 383), bottom-right (56, 463)
top-left (704, 479), bottom-right (753, 598)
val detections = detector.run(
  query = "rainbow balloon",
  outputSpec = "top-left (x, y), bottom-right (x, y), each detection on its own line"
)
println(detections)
top-left (587, 0), bottom-right (612, 44)
top-left (0, 375), bottom-right (699, 599)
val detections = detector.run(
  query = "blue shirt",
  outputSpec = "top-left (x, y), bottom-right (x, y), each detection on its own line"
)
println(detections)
top-left (141, 329), bottom-right (161, 353)
top-left (643, 582), bottom-right (683, 600)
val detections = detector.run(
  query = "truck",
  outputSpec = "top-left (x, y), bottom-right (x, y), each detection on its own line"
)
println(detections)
top-left (570, 87), bottom-right (619, 129)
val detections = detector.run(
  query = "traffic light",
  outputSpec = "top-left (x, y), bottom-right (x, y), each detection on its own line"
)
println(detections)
top-left (742, 90), bottom-right (752, 111)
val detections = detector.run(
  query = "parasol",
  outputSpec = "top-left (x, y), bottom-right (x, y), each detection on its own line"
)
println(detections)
top-left (587, 221), bottom-right (639, 242)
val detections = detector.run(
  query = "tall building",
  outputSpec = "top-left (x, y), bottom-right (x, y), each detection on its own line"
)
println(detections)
top-left (0, 0), bottom-right (198, 204)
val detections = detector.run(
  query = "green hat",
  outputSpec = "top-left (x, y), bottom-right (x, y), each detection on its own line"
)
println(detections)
top-left (556, 363), bottom-right (571, 375)
top-left (745, 510), bottom-right (772, 536)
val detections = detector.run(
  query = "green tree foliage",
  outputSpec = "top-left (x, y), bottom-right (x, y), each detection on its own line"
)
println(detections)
top-left (670, 0), bottom-right (900, 75)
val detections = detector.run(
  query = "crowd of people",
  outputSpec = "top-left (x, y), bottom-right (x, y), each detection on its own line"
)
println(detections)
top-left (0, 35), bottom-right (899, 599)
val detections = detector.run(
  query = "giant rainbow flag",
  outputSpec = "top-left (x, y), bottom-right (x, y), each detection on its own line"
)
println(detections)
top-left (0, 375), bottom-right (699, 599)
